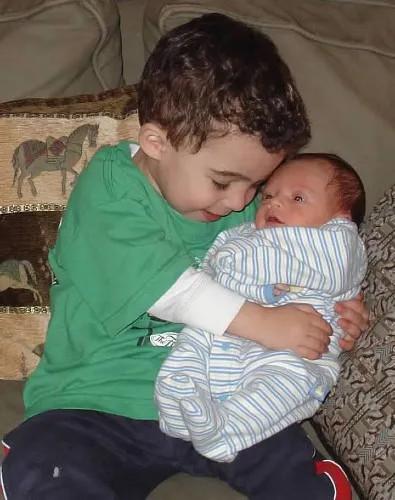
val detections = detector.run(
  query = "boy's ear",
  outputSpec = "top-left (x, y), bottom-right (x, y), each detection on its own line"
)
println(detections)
top-left (138, 123), bottom-right (168, 160)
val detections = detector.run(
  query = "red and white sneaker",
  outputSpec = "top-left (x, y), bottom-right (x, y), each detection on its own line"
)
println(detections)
top-left (2, 441), bottom-right (10, 458)
top-left (315, 459), bottom-right (352, 500)
top-left (1, 441), bottom-right (10, 499)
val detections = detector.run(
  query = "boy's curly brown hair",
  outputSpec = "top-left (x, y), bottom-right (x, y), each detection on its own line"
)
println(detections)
top-left (138, 13), bottom-right (310, 154)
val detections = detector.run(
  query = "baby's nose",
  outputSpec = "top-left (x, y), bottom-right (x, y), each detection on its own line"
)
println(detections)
top-left (268, 196), bottom-right (281, 207)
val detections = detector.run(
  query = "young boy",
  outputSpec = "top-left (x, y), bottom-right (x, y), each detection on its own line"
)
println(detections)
top-left (155, 153), bottom-right (367, 464)
top-left (1, 14), bottom-right (368, 500)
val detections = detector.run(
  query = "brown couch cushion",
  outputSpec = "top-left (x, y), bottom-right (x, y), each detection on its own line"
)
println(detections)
top-left (0, 0), bottom-right (124, 102)
top-left (143, 0), bottom-right (395, 214)
top-left (0, 86), bottom-right (140, 379)
top-left (313, 184), bottom-right (395, 500)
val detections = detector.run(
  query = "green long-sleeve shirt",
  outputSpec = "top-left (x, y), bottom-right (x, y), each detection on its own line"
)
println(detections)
top-left (24, 141), bottom-right (258, 420)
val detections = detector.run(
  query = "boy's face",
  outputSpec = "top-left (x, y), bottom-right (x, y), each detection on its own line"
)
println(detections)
top-left (145, 131), bottom-right (284, 222)
top-left (255, 159), bottom-right (347, 228)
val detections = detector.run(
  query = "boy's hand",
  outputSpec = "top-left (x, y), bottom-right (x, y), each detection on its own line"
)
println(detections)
top-left (335, 293), bottom-right (369, 350)
top-left (227, 302), bottom-right (332, 360)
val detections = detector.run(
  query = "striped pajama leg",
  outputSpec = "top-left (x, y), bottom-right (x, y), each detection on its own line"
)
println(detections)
top-left (157, 333), bottom-right (336, 463)
top-left (155, 327), bottom-right (213, 441)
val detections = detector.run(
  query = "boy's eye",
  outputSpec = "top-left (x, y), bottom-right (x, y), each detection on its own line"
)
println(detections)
top-left (212, 180), bottom-right (229, 190)
top-left (294, 195), bottom-right (304, 202)
top-left (261, 192), bottom-right (272, 201)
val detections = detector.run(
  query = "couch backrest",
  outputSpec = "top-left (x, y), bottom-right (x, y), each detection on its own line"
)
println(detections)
top-left (0, 0), bottom-right (124, 102)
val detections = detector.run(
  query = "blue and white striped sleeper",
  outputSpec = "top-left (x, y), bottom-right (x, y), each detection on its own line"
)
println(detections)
top-left (154, 218), bottom-right (367, 462)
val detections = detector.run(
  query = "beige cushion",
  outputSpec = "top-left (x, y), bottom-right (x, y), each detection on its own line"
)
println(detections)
top-left (0, 0), bottom-right (123, 102)
top-left (0, 86), bottom-right (139, 380)
top-left (143, 0), bottom-right (395, 213)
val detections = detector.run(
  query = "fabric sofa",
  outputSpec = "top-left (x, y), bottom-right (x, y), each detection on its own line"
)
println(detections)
top-left (0, 1), bottom-right (394, 499)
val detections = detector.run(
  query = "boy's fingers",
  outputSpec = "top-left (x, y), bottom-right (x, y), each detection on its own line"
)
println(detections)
top-left (335, 299), bottom-right (369, 324)
top-left (304, 335), bottom-right (329, 354)
top-left (294, 302), bottom-right (332, 336)
top-left (339, 335), bottom-right (356, 351)
top-left (314, 317), bottom-right (332, 336)
top-left (294, 303), bottom-right (319, 315)
top-left (337, 318), bottom-right (364, 339)
top-left (295, 304), bottom-right (333, 332)
top-left (309, 329), bottom-right (330, 348)
top-left (309, 314), bottom-right (332, 339)
top-left (336, 306), bottom-right (369, 332)
top-left (297, 346), bottom-right (321, 360)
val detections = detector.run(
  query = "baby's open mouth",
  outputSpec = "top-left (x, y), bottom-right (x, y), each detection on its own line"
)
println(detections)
top-left (267, 216), bottom-right (284, 225)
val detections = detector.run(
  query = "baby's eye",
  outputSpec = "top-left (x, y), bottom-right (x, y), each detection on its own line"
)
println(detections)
top-left (294, 195), bottom-right (304, 203)
top-left (261, 192), bottom-right (272, 201)
top-left (212, 180), bottom-right (229, 190)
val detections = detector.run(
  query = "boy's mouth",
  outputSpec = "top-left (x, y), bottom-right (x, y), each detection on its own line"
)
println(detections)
top-left (202, 210), bottom-right (222, 222)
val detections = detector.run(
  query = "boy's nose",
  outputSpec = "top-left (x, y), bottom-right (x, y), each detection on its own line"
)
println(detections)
top-left (224, 190), bottom-right (248, 212)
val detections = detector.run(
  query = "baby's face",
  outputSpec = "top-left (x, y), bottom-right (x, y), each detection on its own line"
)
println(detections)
top-left (255, 159), bottom-right (347, 229)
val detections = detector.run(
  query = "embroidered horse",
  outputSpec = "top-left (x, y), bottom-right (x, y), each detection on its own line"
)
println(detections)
top-left (0, 259), bottom-right (43, 305)
top-left (12, 123), bottom-right (99, 198)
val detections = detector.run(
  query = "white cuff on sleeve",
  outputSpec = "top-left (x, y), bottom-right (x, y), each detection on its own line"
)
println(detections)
top-left (148, 267), bottom-right (245, 336)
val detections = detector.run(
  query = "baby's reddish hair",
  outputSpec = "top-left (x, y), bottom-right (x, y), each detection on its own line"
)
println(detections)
top-left (292, 153), bottom-right (366, 226)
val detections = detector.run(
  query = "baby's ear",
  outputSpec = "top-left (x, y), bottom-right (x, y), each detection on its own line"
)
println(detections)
top-left (338, 210), bottom-right (352, 221)
top-left (138, 122), bottom-right (168, 160)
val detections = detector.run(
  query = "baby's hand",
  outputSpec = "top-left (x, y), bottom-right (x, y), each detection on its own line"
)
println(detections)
top-left (273, 283), bottom-right (290, 296)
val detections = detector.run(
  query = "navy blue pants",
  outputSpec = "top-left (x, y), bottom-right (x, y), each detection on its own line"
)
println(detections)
top-left (1, 410), bottom-right (334, 499)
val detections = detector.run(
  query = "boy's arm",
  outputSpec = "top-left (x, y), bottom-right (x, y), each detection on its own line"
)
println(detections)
top-left (149, 267), bottom-right (331, 359)
top-left (227, 301), bottom-right (331, 359)
top-left (148, 267), bottom-right (246, 336)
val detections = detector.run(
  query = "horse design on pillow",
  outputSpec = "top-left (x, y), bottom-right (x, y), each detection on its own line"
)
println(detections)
top-left (11, 123), bottom-right (99, 198)
top-left (0, 259), bottom-right (43, 305)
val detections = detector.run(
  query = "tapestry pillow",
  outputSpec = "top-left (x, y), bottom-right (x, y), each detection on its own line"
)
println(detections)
top-left (0, 86), bottom-right (140, 380)
top-left (313, 184), bottom-right (395, 500)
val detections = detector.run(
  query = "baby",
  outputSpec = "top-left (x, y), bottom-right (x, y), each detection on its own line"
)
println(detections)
top-left (155, 152), bottom-right (367, 462)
